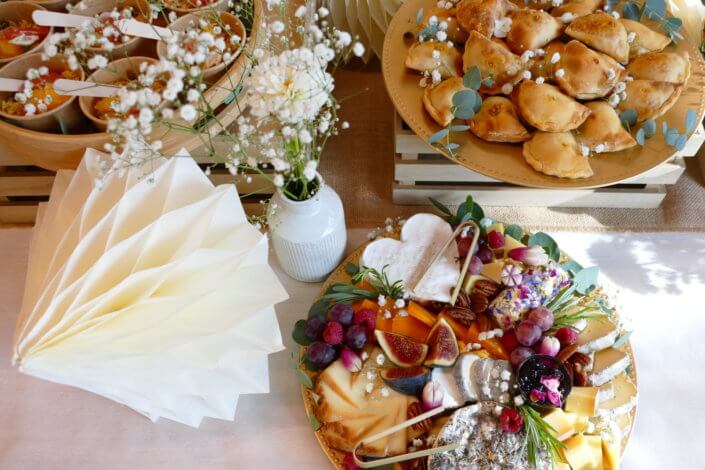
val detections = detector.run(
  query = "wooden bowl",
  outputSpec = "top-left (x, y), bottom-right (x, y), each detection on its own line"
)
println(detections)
top-left (26, 0), bottom-right (71, 12)
top-left (163, 0), bottom-right (229, 16)
top-left (0, 1), bottom-right (54, 65)
top-left (79, 56), bottom-right (158, 131)
top-left (0, 53), bottom-right (85, 133)
top-left (156, 10), bottom-right (246, 82)
top-left (0, 0), bottom-right (261, 171)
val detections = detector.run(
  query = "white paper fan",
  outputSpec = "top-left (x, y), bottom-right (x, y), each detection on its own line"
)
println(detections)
top-left (12, 149), bottom-right (288, 427)
top-left (327, 0), bottom-right (402, 59)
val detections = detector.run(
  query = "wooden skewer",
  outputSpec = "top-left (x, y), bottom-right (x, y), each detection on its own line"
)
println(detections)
top-left (0, 78), bottom-right (24, 93)
top-left (53, 79), bottom-right (119, 97)
top-left (32, 10), bottom-right (174, 41)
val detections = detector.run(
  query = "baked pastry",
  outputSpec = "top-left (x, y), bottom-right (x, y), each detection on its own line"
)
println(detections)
top-left (619, 18), bottom-right (671, 58)
top-left (421, 7), bottom-right (468, 43)
top-left (523, 131), bottom-right (594, 179)
top-left (528, 40), bottom-right (565, 83)
top-left (555, 40), bottom-right (624, 99)
top-left (565, 12), bottom-right (629, 64)
top-left (468, 96), bottom-right (531, 142)
top-left (626, 51), bottom-right (690, 84)
top-left (405, 41), bottom-right (462, 78)
top-left (506, 9), bottom-right (564, 54)
top-left (423, 77), bottom-right (466, 126)
top-left (456, 0), bottom-right (516, 38)
top-left (578, 101), bottom-right (637, 152)
top-left (551, 0), bottom-right (602, 19)
top-left (617, 80), bottom-right (682, 122)
top-left (463, 31), bottom-right (524, 95)
top-left (515, 80), bottom-right (591, 132)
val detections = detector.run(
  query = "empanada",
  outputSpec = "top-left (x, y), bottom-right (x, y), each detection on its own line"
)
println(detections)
top-left (506, 9), bottom-right (563, 54)
top-left (463, 31), bottom-right (524, 94)
top-left (468, 96), bottom-right (531, 142)
top-left (578, 101), bottom-right (637, 152)
top-left (555, 40), bottom-right (624, 99)
top-left (528, 41), bottom-right (564, 83)
top-left (551, 0), bottom-right (602, 19)
top-left (617, 80), bottom-right (682, 122)
top-left (405, 42), bottom-right (462, 78)
top-left (421, 8), bottom-right (468, 43)
top-left (620, 18), bottom-right (671, 58)
top-left (626, 51), bottom-right (690, 84)
top-left (423, 77), bottom-right (466, 126)
top-left (523, 132), bottom-right (594, 179)
top-left (456, 0), bottom-right (516, 38)
top-left (565, 12), bottom-right (629, 64)
top-left (515, 80), bottom-right (591, 132)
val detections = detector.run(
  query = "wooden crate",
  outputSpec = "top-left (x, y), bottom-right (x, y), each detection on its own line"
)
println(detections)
top-left (0, 141), bottom-right (275, 226)
top-left (393, 112), bottom-right (705, 208)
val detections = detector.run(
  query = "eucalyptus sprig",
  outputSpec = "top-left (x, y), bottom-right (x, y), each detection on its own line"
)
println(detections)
top-left (518, 405), bottom-right (566, 466)
top-left (428, 194), bottom-right (485, 228)
top-left (622, 0), bottom-right (683, 40)
top-left (352, 265), bottom-right (406, 300)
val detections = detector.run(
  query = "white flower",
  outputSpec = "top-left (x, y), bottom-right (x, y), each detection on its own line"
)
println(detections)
top-left (341, 121), bottom-right (350, 129)
top-left (187, 89), bottom-right (200, 102)
top-left (179, 104), bottom-right (197, 121)
top-left (555, 68), bottom-right (565, 78)
top-left (294, 5), bottom-right (307, 17)
top-left (535, 76), bottom-right (545, 84)
top-left (352, 42), bottom-right (365, 57)
top-left (581, 145), bottom-right (590, 157)
top-left (436, 30), bottom-right (447, 41)
top-left (501, 83), bottom-right (513, 94)
top-left (594, 143), bottom-right (605, 153)
top-left (138, 108), bottom-right (154, 127)
top-left (550, 52), bottom-right (561, 64)
top-left (522, 70), bottom-right (531, 80)
top-left (271, 21), bottom-right (285, 34)
top-left (318, 7), bottom-right (329, 17)
top-left (299, 129), bottom-right (313, 144)
top-left (608, 93), bottom-right (620, 107)
top-left (24, 103), bottom-right (37, 115)
top-left (273, 174), bottom-right (284, 187)
top-left (303, 160), bottom-right (317, 181)
top-left (627, 32), bottom-right (636, 44)
top-left (87, 54), bottom-right (108, 70)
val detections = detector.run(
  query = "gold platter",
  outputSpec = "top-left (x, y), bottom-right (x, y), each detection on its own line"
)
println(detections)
top-left (381, 0), bottom-right (705, 189)
top-left (301, 232), bottom-right (637, 469)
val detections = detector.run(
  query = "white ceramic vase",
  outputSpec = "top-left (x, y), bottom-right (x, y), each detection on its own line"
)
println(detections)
top-left (268, 177), bottom-right (347, 282)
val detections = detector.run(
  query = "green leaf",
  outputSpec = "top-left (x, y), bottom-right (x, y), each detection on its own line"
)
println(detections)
top-left (345, 262), bottom-right (359, 276)
top-left (429, 197), bottom-right (453, 216)
top-left (674, 134), bottom-right (687, 150)
top-left (527, 232), bottom-right (559, 261)
top-left (622, 1), bottom-right (641, 19)
top-left (644, 0), bottom-right (665, 19)
top-left (456, 197), bottom-right (469, 221)
top-left (303, 356), bottom-right (324, 371)
top-left (309, 413), bottom-right (322, 431)
top-left (561, 260), bottom-right (583, 277)
top-left (619, 109), bottom-right (637, 131)
top-left (452, 90), bottom-right (478, 119)
top-left (662, 121), bottom-right (668, 135)
top-left (292, 319), bottom-right (312, 346)
top-left (429, 128), bottom-right (449, 144)
top-left (450, 124), bottom-right (470, 132)
top-left (223, 91), bottom-right (237, 105)
top-left (308, 298), bottom-right (329, 318)
top-left (415, 7), bottom-right (424, 24)
top-left (296, 368), bottom-right (314, 389)
top-left (685, 108), bottom-right (697, 133)
top-left (58, 116), bottom-right (68, 135)
top-left (642, 119), bottom-right (656, 138)
top-left (662, 16), bottom-right (682, 38)
top-left (471, 90), bottom-right (483, 113)
top-left (635, 127), bottom-right (645, 146)
top-left (464, 66), bottom-right (482, 90)
top-left (447, 142), bottom-right (460, 151)
top-left (504, 224), bottom-right (523, 240)
top-left (573, 266), bottom-right (599, 295)
top-left (612, 331), bottom-right (633, 348)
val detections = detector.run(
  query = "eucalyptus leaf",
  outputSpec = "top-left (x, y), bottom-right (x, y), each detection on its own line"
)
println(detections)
top-left (622, 1), bottom-right (641, 20)
top-left (309, 413), bottom-right (322, 431)
top-left (223, 91), bottom-right (237, 105)
top-left (453, 89), bottom-right (477, 108)
top-left (470, 199), bottom-right (484, 221)
top-left (345, 262), bottom-right (359, 276)
top-left (642, 119), bottom-right (656, 138)
top-left (429, 128), bottom-right (449, 144)
top-left (447, 142), bottom-right (460, 150)
top-left (527, 232), bottom-right (559, 259)
top-left (674, 133), bottom-right (688, 150)
top-left (504, 224), bottom-right (523, 240)
top-left (685, 108), bottom-right (697, 133)
top-left (612, 331), bottom-right (633, 348)
top-left (308, 298), bottom-right (329, 318)
top-left (561, 259), bottom-right (583, 277)
top-left (644, 0), bottom-right (665, 19)
top-left (662, 121), bottom-right (668, 134)
top-left (456, 197), bottom-right (469, 221)
top-left (573, 266), bottom-right (599, 295)
top-left (450, 124), bottom-right (470, 131)
top-left (472, 90), bottom-right (483, 113)
top-left (453, 105), bottom-right (476, 119)
top-left (429, 197), bottom-right (452, 216)
top-left (297, 368), bottom-right (314, 389)
top-left (619, 109), bottom-right (637, 130)
top-left (464, 66), bottom-right (482, 90)
top-left (482, 76), bottom-right (494, 87)
top-left (635, 127), bottom-right (645, 145)
top-left (416, 7), bottom-right (424, 24)
top-left (292, 319), bottom-right (313, 346)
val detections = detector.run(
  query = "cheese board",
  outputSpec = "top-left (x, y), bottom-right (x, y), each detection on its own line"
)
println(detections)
top-left (296, 198), bottom-right (637, 469)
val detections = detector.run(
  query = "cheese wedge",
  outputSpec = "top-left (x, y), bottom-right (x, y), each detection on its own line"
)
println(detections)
top-left (563, 434), bottom-right (604, 470)
top-left (488, 222), bottom-right (505, 234)
top-left (615, 412), bottom-right (632, 435)
top-left (432, 364), bottom-right (466, 409)
top-left (480, 260), bottom-right (505, 284)
top-left (589, 348), bottom-right (630, 387)
top-left (544, 408), bottom-right (578, 441)
top-left (554, 463), bottom-right (572, 470)
top-left (598, 373), bottom-right (637, 418)
top-left (576, 318), bottom-right (618, 354)
top-left (597, 381), bottom-right (615, 404)
top-left (566, 386), bottom-right (599, 417)
top-left (503, 234), bottom-right (526, 257)
top-left (602, 436), bottom-right (621, 470)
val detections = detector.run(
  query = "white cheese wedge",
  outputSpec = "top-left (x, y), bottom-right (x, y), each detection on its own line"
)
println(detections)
top-left (431, 366), bottom-right (465, 409)
top-left (503, 235), bottom-right (526, 257)
top-left (463, 274), bottom-right (491, 292)
top-left (565, 387), bottom-right (599, 417)
top-left (576, 318), bottom-right (618, 354)
top-left (563, 434), bottom-right (604, 470)
top-left (598, 373), bottom-right (637, 419)
top-left (453, 353), bottom-right (482, 402)
top-left (615, 412), bottom-right (632, 435)
top-left (602, 434), bottom-right (621, 470)
top-left (480, 260), bottom-right (505, 284)
top-left (597, 382), bottom-right (615, 404)
top-left (544, 408), bottom-right (577, 442)
top-left (589, 348), bottom-right (630, 387)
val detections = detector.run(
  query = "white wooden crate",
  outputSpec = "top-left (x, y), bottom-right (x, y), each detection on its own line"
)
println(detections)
top-left (393, 112), bottom-right (705, 209)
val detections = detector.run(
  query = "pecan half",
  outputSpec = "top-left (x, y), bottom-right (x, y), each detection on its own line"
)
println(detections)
top-left (445, 291), bottom-right (476, 326)
top-left (568, 362), bottom-right (588, 386)
top-left (472, 280), bottom-right (500, 299)
top-left (570, 352), bottom-right (592, 368)
top-left (557, 344), bottom-right (578, 363)
top-left (407, 402), bottom-right (431, 433)
top-left (470, 292), bottom-right (489, 314)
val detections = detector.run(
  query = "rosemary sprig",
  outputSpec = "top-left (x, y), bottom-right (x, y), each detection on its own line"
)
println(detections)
top-left (550, 308), bottom-right (606, 332)
top-left (518, 405), bottom-right (566, 466)
top-left (352, 266), bottom-right (405, 300)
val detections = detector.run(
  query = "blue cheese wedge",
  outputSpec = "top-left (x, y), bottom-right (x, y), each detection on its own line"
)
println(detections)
top-left (576, 318), bottom-right (618, 354)
top-left (589, 348), bottom-right (630, 387)
top-left (598, 373), bottom-right (637, 419)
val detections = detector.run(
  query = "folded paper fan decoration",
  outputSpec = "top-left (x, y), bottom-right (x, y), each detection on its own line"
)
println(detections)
top-left (12, 149), bottom-right (288, 427)
top-left (327, 0), bottom-right (402, 59)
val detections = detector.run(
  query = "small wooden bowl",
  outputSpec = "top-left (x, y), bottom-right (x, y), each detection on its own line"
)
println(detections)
top-left (163, 0), bottom-right (229, 16)
top-left (79, 56), bottom-right (158, 131)
top-left (157, 10), bottom-right (246, 82)
top-left (0, 53), bottom-right (85, 133)
top-left (0, 2), bottom-right (54, 65)
top-left (26, 0), bottom-right (71, 12)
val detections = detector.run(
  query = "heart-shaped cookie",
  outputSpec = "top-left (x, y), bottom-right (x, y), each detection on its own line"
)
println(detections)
top-left (361, 213), bottom-right (460, 303)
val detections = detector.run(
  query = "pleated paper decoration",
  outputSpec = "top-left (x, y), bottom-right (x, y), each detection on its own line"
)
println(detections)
top-left (327, 0), bottom-right (402, 59)
top-left (12, 149), bottom-right (288, 427)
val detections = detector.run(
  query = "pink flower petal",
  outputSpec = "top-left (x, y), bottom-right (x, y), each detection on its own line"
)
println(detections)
top-left (540, 376), bottom-right (561, 393)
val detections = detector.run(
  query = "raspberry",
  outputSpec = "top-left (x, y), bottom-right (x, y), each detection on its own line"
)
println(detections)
top-left (353, 308), bottom-right (377, 336)
top-left (488, 230), bottom-right (506, 249)
top-left (343, 453), bottom-right (361, 470)
top-left (322, 321), bottom-right (344, 345)
top-left (500, 328), bottom-right (519, 353)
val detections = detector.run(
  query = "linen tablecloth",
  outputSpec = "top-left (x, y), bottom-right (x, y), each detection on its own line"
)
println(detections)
top-left (1, 227), bottom-right (704, 469)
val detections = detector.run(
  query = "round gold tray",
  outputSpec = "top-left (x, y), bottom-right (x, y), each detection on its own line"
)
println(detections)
top-left (301, 232), bottom-right (637, 469)
top-left (381, 0), bottom-right (705, 189)
top-left (0, 0), bottom-right (263, 171)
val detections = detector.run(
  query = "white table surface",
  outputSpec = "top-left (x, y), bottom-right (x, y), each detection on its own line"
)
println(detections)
top-left (1, 227), bottom-right (704, 469)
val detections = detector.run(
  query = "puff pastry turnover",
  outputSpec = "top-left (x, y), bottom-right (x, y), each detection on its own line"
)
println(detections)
top-left (578, 101), bottom-right (637, 152)
top-left (620, 18), bottom-right (671, 58)
top-left (523, 131), bottom-right (594, 179)
top-left (456, 0), bottom-right (516, 38)
top-left (565, 12), bottom-right (629, 64)
top-left (405, 42), bottom-right (463, 78)
top-left (551, 0), bottom-right (602, 19)
top-left (515, 80), bottom-right (591, 132)
top-left (506, 9), bottom-right (563, 54)
top-left (555, 40), bottom-right (624, 99)
top-left (617, 79), bottom-right (682, 122)
top-left (528, 40), bottom-right (564, 83)
top-left (468, 96), bottom-right (531, 142)
top-left (626, 51), bottom-right (690, 84)
top-left (423, 77), bottom-right (466, 127)
top-left (463, 31), bottom-right (524, 94)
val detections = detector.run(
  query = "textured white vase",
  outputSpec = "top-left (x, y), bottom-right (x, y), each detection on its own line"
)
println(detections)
top-left (268, 178), bottom-right (347, 282)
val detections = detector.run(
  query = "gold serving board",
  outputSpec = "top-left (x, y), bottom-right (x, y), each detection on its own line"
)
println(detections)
top-left (301, 232), bottom-right (637, 469)
top-left (381, 0), bottom-right (705, 189)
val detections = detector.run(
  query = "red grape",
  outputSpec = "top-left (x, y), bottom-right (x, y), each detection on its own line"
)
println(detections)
top-left (476, 245), bottom-right (493, 264)
top-left (527, 307), bottom-right (554, 332)
top-left (345, 324), bottom-right (368, 349)
top-left (510, 347), bottom-right (534, 367)
top-left (307, 342), bottom-right (336, 367)
top-left (556, 327), bottom-right (579, 347)
top-left (516, 320), bottom-right (542, 346)
top-left (469, 256), bottom-right (483, 275)
top-left (329, 303), bottom-right (354, 326)
top-left (304, 315), bottom-right (327, 340)
top-left (457, 235), bottom-right (473, 259)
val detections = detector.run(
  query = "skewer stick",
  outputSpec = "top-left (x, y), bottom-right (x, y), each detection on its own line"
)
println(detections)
top-left (0, 78), bottom-right (24, 93)
top-left (32, 11), bottom-right (174, 41)
top-left (54, 79), bottom-right (119, 97)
